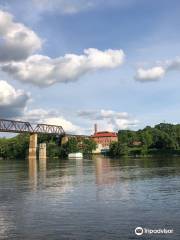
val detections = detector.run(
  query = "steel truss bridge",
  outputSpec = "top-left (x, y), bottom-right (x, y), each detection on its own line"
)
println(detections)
top-left (0, 119), bottom-right (90, 160)
top-left (0, 119), bottom-right (65, 135)
top-left (0, 119), bottom-right (89, 138)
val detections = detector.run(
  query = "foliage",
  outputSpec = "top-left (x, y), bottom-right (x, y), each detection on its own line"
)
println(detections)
top-left (60, 138), bottom-right (79, 156)
top-left (0, 134), bottom-right (96, 159)
top-left (81, 138), bottom-right (97, 155)
top-left (109, 123), bottom-right (180, 157)
top-left (109, 142), bottom-right (129, 156)
top-left (2, 122), bottom-right (180, 159)
top-left (0, 134), bottom-right (29, 159)
top-left (60, 138), bottom-right (97, 156)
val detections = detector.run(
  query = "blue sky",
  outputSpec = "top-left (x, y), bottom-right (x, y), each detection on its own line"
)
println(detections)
top-left (0, 0), bottom-right (180, 134)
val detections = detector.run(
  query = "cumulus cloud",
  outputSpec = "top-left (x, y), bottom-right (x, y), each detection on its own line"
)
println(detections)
top-left (0, 10), bottom-right (125, 86)
top-left (22, 108), bottom-right (84, 134)
top-left (44, 117), bottom-right (82, 134)
top-left (77, 109), bottom-right (138, 130)
top-left (0, 80), bottom-right (30, 118)
top-left (165, 58), bottom-right (180, 71)
top-left (22, 108), bottom-right (58, 122)
top-left (1, 48), bottom-right (125, 86)
top-left (135, 66), bottom-right (165, 82)
top-left (22, 108), bottom-right (137, 134)
top-left (78, 109), bottom-right (129, 120)
top-left (0, 10), bottom-right (42, 62)
top-left (135, 57), bottom-right (180, 82)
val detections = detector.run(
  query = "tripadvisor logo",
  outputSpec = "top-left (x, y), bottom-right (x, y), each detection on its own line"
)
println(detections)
top-left (135, 227), bottom-right (174, 236)
top-left (135, 227), bottom-right (143, 236)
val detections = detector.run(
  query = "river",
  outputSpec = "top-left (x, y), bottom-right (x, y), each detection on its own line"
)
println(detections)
top-left (0, 156), bottom-right (180, 239)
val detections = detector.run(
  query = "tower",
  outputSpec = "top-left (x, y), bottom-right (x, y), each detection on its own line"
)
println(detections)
top-left (94, 123), bottom-right (97, 134)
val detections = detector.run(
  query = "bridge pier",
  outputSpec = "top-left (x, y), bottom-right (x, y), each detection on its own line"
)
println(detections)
top-left (39, 143), bottom-right (46, 160)
top-left (29, 133), bottom-right (37, 161)
top-left (61, 135), bottom-right (69, 145)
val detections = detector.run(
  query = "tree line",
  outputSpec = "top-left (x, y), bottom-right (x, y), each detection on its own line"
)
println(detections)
top-left (1, 122), bottom-right (180, 159)
top-left (0, 134), bottom-right (97, 159)
top-left (109, 123), bottom-right (180, 157)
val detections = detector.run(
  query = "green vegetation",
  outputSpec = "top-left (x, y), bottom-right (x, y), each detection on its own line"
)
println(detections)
top-left (0, 134), bottom-right (97, 159)
top-left (2, 122), bottom-right (180, 159)
top-left (58, 138), bottom-right (97, 157)
top-left (109, 123), bottom-right (180, 157)
top-left (0, 134), bottom-right (29, 159)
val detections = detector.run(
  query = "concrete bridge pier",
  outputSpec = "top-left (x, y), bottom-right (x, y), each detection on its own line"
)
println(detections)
top-left (39, 143), bottom-right (47, 160)
top-left (29, 133), bottom-right (37, 161)
top-left (61, 135), bottom-right (69, 145)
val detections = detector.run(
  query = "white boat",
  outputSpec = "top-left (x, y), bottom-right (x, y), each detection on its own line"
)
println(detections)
top-left (68, 152), bottom-right (83, 159)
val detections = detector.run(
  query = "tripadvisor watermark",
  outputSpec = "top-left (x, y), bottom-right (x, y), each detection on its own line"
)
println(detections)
top-left (135, 226), bottom-right (174, 236)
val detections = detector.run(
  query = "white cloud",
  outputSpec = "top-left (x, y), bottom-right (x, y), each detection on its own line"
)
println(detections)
top-left (113, 118), bottom-right (138, 130)
top-left (20, 108), bottom-right (138, 134)
top-left (78, 109), bottom-right (129, 120)
top-left (0, 10), bottom-right (125, 87)
top-left (0, 0), bottom-right (137, 26)
top-left (44, 117), bottom-right (82, 134)
top-left (1, 48), bottom-right (125, 86)
top-left (22, 108), bottom-right (84, 134)
top-left (135, 66), bottom-right (165, 82)
top-left (166, 58), bottom-right (180, 71)
top-left (1, 0), bottom-right (138, 21)
top-left (22, 108), bottom-right (58, 121)
top-left (77, 109), bottom-right (138, 131)
top-left (0, 10), bottom-right (42, 62)
top-left (0, 80), bottom-right (30, 117)
top-left (135, 57), bottom-right (180, 82)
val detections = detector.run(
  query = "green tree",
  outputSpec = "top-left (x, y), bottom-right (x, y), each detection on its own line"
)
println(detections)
top-left (81, 138), bottom-right (97, 154)
top-left (109, 142), bottom-right (129, 156)
top-left (60, 138), bottom-right (79, 157)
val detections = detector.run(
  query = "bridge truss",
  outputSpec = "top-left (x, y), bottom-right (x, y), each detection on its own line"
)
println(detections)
top-left (0, 119), bottom-right (65, 135)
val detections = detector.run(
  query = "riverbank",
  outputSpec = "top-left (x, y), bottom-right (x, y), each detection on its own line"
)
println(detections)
top-left (108, 145), bottom-right (180, 158)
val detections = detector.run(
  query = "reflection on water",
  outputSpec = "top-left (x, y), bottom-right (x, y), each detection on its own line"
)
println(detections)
top-left (28, 158), bottom-right (37, 191)
top-left (94, 156), bottom-right (118, 185)
top-left (39, 157), bottom-right (47, 185)
top-left (0, 210), bottom-right (16, 240)
top-left (0, 156), bottom-right (180, 239)
top-left (75, 158), bottom-right (83, 177)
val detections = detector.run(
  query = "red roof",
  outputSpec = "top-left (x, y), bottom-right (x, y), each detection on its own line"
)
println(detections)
top-left (91, 131), bottom-right (117, 137)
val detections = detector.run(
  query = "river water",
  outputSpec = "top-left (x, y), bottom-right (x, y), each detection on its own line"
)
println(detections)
top-left (0, 156), bottom-right (180, 240)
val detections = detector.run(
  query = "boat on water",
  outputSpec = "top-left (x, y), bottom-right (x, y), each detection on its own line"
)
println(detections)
top-left (68, 152), bottom-right (83, 159)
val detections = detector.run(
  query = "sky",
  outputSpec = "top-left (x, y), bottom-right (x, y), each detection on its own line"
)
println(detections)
top-left (0, 0), bottom-right (180, 135)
